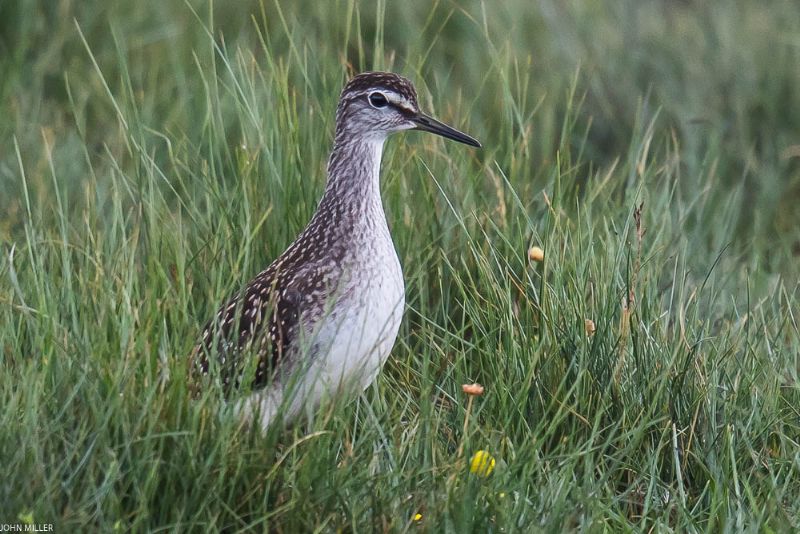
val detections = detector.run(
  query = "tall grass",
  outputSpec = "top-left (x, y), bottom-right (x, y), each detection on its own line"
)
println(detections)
top-left (1, 0), bottom-right (798, 530)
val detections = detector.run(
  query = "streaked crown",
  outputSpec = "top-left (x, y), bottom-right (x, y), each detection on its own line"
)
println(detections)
top-left (334, 72), bottom-right (420, 139)
top-left (341, 72), bottom-right (419, 109)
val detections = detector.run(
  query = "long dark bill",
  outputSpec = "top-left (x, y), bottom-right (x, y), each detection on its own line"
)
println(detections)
top-left (412, 113), bottom-right (481, 148)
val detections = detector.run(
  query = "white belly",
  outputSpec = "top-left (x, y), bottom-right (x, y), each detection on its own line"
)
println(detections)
top-left (318, 254), bottom-right (405, 389)
top-left (235, 245), bottom-right (405, 431)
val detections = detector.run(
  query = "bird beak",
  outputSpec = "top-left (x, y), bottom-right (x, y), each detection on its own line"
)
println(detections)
top-left (411, 113), bottom-right (481, 148)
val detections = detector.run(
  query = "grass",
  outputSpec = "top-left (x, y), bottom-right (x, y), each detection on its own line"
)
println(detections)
top-left (1, 0), bottom-right (799, 531)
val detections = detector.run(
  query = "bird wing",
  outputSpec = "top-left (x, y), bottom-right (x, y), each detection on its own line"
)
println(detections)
top-left (189, 265), bottom-right (306, 395)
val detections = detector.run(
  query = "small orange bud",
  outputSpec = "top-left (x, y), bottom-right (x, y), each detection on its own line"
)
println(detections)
top-left (528, 246), bottom-right (544, 262)
top-left (584, 319), bottom-right (596, 336)
top-left (462, 383), bottom-right (485, 396)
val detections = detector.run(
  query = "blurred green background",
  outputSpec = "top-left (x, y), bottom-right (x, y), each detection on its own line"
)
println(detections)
top-left (3, 0), bottom-right (800, 257)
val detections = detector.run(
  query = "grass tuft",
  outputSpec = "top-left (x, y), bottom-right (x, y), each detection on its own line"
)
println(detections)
top-left (1, 0), bottom-right (798, 530)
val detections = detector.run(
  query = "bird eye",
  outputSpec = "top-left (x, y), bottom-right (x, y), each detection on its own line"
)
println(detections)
top-left (368, 92), bottom-right (388, 108)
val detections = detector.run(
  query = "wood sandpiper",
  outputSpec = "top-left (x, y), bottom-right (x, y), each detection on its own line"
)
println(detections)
top-left (189, 71), bottom-right (480, 430)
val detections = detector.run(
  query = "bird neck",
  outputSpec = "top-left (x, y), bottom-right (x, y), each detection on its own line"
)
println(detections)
top-left (320, 136), bottom-right (386, 216)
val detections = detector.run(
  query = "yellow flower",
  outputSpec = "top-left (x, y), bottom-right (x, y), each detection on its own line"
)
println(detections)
top-left (413, 513), bottom-right (423, 522)
top-left (469, 450), bottom-right (496, 477)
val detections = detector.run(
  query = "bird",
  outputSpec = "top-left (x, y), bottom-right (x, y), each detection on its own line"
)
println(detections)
top-left (189, 71), bottom-right (480, 431)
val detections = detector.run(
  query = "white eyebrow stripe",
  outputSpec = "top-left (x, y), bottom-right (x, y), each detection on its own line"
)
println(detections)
top-left (381, 90), bottom-right (414, 112)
